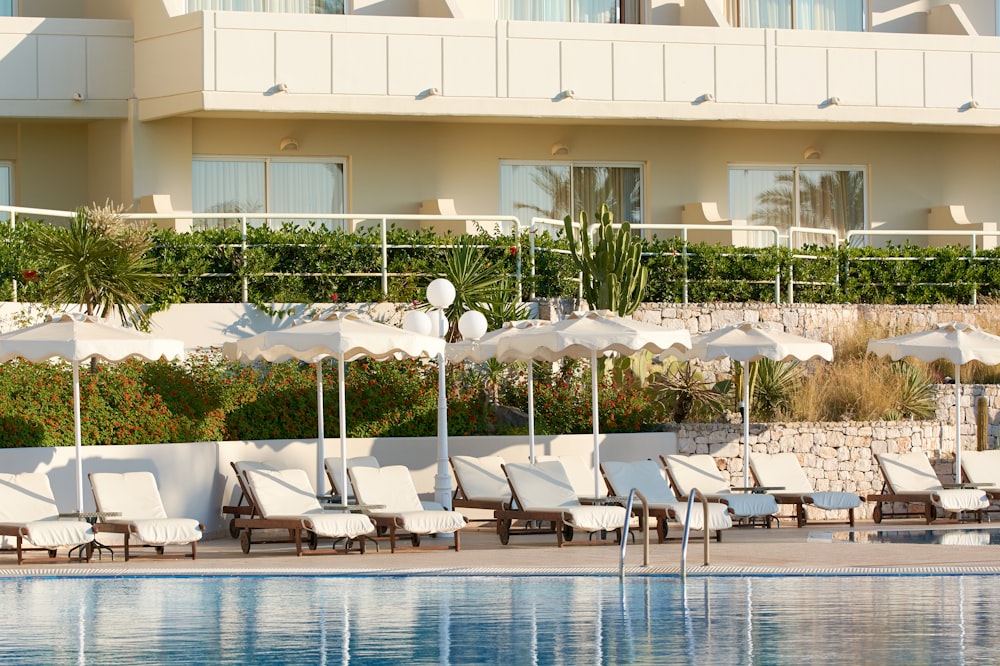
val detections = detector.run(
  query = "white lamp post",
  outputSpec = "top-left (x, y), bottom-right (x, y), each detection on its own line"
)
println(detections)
top-left (426, 279), bottom-right (456, 509)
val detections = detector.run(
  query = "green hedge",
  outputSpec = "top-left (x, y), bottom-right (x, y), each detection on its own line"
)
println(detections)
top-left (4, 217), bottom-right (1000, 306)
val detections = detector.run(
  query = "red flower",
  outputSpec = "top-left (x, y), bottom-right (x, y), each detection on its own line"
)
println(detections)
top-left (330, 293), bottom-right (339, 302)
top-left (509, 246), bottom-right (518, 256)
top-left (21, 270), bottom-right (38, 282)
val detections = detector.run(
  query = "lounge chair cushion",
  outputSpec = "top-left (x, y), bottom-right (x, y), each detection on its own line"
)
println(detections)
top-left (806, 491), bottom-right (862, 511)
top-left (90, 472), bottom-right (203, 546)
top-left (933, 488), bottom-right (989, 512)
top-left (505, 461), bottom-right (627, 533)
top-left (601, 461), bottom-right (732, 532)
top-left (246, 468), bottom-right (375, 539)
top-left (959, 450), bottom-right (1000, 492)
top-left (126, 518), bottom-right (203, 546)
top-left (325, 456), bottom-right (380, 499)
top-left (350, 465), bottom-right (466, 535)
top-left (715, 493), bottom-right (779, 519)
top-left (246, 468), bottom-right (324, 517)
top-left (18, 520), bottom-right (93, 550)
top-left (536, 455), bottom-right (606, 498)
top-left (878, 452), bottom-right (944, 492)
top-left (451, 455), bottom-right (511, 502)
top-left (750, 453), bottom-right (861, 510)
top-left (0, 473), bottom-right (93, 550)
top-left (662, 454), bottom-right (731, 496)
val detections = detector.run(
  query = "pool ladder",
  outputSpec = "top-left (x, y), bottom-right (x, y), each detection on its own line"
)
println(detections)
top-left (619, 487), bottom-right (712, 578)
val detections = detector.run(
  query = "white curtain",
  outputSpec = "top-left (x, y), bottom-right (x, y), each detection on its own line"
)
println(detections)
top-left (270, 161), bottom-right (346, 230)
top-left (498, 0), bottom-right (569, 21)
top-left (738, 0), bottom-right (790, 28)
top-left (796, 0), bottom-right (864, 31)
top-left (729, 167), bottom-right (792, 246)
top-left (575, 0), bottom-right (617, 23)
top-left (192, 160), bottom-right (266, 228)
top-left (186, 0), bottom-right (343, 12)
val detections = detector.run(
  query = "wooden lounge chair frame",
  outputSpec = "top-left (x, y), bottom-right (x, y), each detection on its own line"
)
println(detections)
top-left (494, 463), bottom-right (623, 548)
top-left (0, 472), bottom-right (95, 564)
top-left (749, 453), bottom-right (862, 528)
top-left (90, 472), bottom-right (204, 561)
top-left (233, 468), bottom-right (370, 557)
top-left (349, 465), bottom-right (466, 554)
top-left (599, 462), bottom-right (726, 544)
top-left (867, 453), bottom-right (985, 525)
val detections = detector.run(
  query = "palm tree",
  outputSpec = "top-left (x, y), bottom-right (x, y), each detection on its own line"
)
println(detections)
top-left (35, 200), bottom-right (165, 330)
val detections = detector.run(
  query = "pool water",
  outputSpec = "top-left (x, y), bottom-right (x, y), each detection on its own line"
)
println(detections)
top-left (817, 527), bottom-right (1000, 546)
top-left (1, 574), bottom-right (996, 665)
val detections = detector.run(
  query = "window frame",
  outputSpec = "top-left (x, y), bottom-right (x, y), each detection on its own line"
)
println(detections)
top-left (727, 162), bottom-right (870, 245)
top-left (726, 0), bottom-right (868, 31)
top-left (192, 155), bottom-right (348, 228)
top-left (499, 159), bottom-right (646, 234)
top-left (0, 161), bottom-right (12, 208)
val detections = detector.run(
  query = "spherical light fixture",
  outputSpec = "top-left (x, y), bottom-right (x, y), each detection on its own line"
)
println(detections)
top-left (426, 278), bottom-right (456, 310)
top-left (458, 310), bottom-right (488, 341)
top-left (402, 310), bottom-right (432, 336)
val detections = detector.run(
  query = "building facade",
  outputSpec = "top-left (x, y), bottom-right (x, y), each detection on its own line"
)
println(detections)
top-left (1, 0), bottom-right (999, 247)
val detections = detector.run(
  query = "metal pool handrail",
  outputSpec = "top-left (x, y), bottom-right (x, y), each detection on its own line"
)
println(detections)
top-left (619, 488), bottom-right (649, 578)
top-left (680, 488), bottom-right (711, 579)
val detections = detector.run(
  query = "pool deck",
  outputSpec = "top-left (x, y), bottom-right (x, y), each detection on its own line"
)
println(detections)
top-left (5, 517), bottom-right (1000, 577)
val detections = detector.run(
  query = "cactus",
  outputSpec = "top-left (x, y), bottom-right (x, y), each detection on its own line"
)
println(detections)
top-left (563, 204), bottom-right (648, 316)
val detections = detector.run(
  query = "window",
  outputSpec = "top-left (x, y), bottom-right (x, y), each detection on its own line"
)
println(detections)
top-left (727, 0), bottom-right (865, 31)
top-left (0, 1), bottom-right (14, 16)
top-left (497, 0), bottom-right (642, 24)
top-left (185, 0), bottom-right (343, 14)
top-left (193, 158), bottom-right (346, 229)
top-left (728, 165), bottom-right (867, 246)
top-left (0, 163), bottom-right (10, 207)
top-left (500, 162), bottom-right (643, 233)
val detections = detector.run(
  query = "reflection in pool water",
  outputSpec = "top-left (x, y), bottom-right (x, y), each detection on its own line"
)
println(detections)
top-left (818, 527), bottom-right (1000, 546)
top-left (0, 574), bottom-right (998, 664)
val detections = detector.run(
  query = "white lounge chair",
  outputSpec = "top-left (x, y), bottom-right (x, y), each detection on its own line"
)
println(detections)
top-left (222, 460), bottom-right (279, 538)
top-left (496, 461), bottom-right (627, 547)
top-left (449, 455), bottom-right (512, 511)
top-left (349, 465), bottom-right (467, 553)
top-left (601, 460), bottom-right (732, 542)
top-left (0, 472), bottom-right (94, 564)
top-left (868, 451), bottom-right (988, 524)
top-left (749, 452), bottom-right (863, 527)
top-left (89, 471), bottom-right (204, 561)
top-left (237, 467), bottom-right (375, 556)
top-left (327, 456), bottom-right (445, 510)
top-left (661, 454), bottom-right (780, 527)
top-left (536, 455), bottom-right (607, 499)
top-left (959, 450), bottom-right (1000, 498)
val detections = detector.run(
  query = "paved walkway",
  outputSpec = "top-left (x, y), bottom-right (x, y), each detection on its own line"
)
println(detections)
top-left (6, 519), bottom-right (1000, 576)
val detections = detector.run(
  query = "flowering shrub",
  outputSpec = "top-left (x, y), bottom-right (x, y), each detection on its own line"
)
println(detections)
top-left (0, 352), bottom-right (665, 447)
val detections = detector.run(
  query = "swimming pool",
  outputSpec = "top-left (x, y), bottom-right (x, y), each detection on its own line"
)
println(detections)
top-left (816, 527), bottom-right (1000, 546)
top-left (1, 574), bottom-right (997, 664)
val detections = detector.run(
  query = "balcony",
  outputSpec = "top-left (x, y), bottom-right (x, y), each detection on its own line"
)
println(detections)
top-left (0, 17), bottom-right (133, 119)
top-left (132, 11), bottom-right (1000, 130)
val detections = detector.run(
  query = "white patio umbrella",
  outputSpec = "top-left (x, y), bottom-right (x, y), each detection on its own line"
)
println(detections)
top-left (447, 320), bottom-right (551, 463)
top-left (684, 322), bottom-right (833, 488)
top-left (222, 312), bottom-right (446, 498)
top-left (867, 321), bottom-right (1000, 483)
top-left (0, 313), bottom-right (185, 512)
top-left (493, 310), bottom-right (692, 497)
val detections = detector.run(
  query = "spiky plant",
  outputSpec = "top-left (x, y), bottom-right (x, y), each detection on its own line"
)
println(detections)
top-left (649, 360), bottom-right (729, 423)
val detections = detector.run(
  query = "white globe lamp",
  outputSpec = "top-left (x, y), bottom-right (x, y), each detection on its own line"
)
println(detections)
top-left (401, 310), bottom-right (432, 336)
top-left (458, 310), bottom-right (488, 341)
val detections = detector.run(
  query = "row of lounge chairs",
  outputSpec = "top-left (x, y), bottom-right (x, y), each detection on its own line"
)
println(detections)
top-left (5, 448), bottom-right (998, 564)
top-left (0, 471), bottom-right (203, 564)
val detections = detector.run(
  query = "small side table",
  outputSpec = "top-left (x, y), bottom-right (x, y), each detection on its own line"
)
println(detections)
top-left (59, 511), bottom-right (122, 561)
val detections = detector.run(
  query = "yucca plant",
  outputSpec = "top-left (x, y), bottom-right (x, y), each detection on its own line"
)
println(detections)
top-left (34, 200), bottom-right (164, 330)
top-left (649, 360), bottom-right (729, 423)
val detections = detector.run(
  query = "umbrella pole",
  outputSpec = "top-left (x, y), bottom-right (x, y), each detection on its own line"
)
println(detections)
top-left (339, 352), bottom-right (348, 503)
top-left (316, 362), bottom-right (326, 496)
top-left (72, 360), bottom-right (83, 512)
top-left (955, 364), bottom-right (962, 484)
top-left (591, 349), bottom-right (600, 498)
top-left (527, 363), bottom-right (535, 464)
top-left (743, 364), bottom-right (750, 489)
